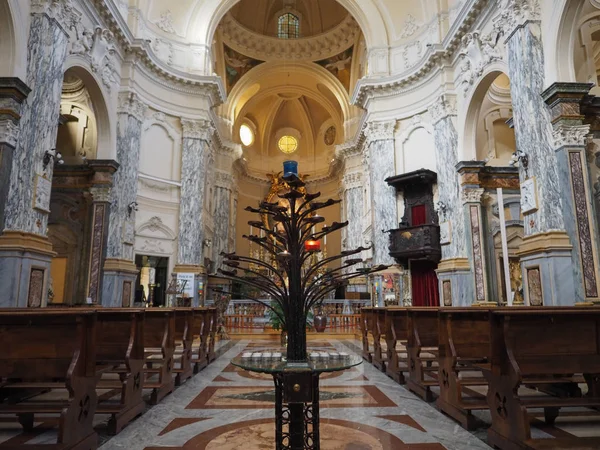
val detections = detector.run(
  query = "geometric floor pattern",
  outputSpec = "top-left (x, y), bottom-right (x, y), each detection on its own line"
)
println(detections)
top-left (100, 339), bottom-right (491, 449)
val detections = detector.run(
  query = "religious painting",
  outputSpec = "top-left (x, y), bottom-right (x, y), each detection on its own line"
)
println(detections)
top-left (520, 177), bottom-right (538, 215)
top-left (224, 45), bottom-right (264, 92)
top-left (324, 126), bottom-right (336, 146)
top-left (316, 47), bottom-right (353, 93)
top-left (526, 267), bottom-right (543, 306)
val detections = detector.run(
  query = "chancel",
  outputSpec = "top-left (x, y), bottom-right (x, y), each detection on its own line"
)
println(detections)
top-left (0, 0), bottom-right (600, 449)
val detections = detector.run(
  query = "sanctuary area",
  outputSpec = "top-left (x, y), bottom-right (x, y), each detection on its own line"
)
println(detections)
top-left (0, 0), bottom-right (600, 449)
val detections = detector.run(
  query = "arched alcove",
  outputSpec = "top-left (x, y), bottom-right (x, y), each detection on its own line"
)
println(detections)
top-left (396, 124), bottom-right (436, 175)
top-left (0, 0), bottom-right (27, 78)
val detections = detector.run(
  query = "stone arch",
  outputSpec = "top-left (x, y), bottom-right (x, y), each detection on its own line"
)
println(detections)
top-left (62, 62), bottom-right (115, 160)
top-left (0, 0), bottom-right (27, 78)
top-left (188, 0), bottom-right (390, 74)
top-left (546, 0), bottom-right (581, 84)
top-left (459, 64), bottom-right (510, 161)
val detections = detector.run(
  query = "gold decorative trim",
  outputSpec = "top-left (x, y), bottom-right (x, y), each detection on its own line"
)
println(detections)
top-left (103, 258), bottom-right (138, 274)
top-left (0, 231), bottom-right (56, 257)
top-left (516, 231), bottom-right (572, 257)
top-left (471, 301), bottom-right (498, 307)
top-left (173, 264), bottom-right (206, 275)
top-left (436, 258), bottom-right (471, 273)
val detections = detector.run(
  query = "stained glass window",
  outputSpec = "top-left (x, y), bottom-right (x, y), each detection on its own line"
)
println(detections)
top-left (278, 13), bottom-right (300, 39)
top-left (278, 136), bottom-right (298, 154)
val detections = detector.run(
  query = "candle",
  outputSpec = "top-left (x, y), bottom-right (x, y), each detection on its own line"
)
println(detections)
top-left (283, 160), bottom-right (298, 177)
top-left (250, 225), bottom-right (253, 236)
top-left (305, 240), bottom-right (321, 252)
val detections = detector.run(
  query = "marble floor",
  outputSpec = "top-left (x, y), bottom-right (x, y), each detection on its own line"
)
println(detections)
top-left (100, 339), bottom-right (490, 450)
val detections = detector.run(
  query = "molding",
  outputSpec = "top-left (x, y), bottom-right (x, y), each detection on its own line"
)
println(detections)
top-left (136, 216), bottom-right (176, 240)
top-left (31, 0), bottom-right (81, 35)
top-left (552, 124), bottom-right (591, 148)
top-left (429, 94), bottom-right (457, 124)
top-left (364, 120), bottom-right (396, 143)
top-left (0, 119), bottom-right (20, 147)
top-left (89, 185), bottom-right (111, 202)
top-left (173, 264), bottom-right (206, 275)
top-left (436, 257), bottom-right (471, 272)
top-left (342, 171), bottom-right (363, 190)
top-left (516, 231), bottom-right (572, 257)
top-left (103, 257), bottom-right (138, 273)
top-left (457, 30), bottom-right (504, 95)
top-left (462, 187), bottom-right (485, 204)
top-left (117, 91), bottom-right (148, 121)
top-left (495, 0), bottom-right (541, 41)
top-left (0, 231), bottom-right (56, 257)
top-left (181, 118), bottom-right (214, 140)
top-left (220, 13), bottom-right (359, 62)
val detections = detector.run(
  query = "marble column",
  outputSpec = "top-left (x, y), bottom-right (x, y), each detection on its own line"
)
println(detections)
top-left (500, 2), bottom-right (576, 305)
top-left (175, 119), bottom-right (212, 307)
top-left (542, 83), bottom-right (600, 305)
top-left (364, 121), bottom-right (397, 266)
top-left (341, 170), bottom-right (365, 254)
top-left (430, 95), bottom-right (472, 306)
top-left (102, 93), bottom-right (147, 307)
top-left (212, 171), bottom-right (234, 272)
top-left (0, 78), bottom-right (30, 232)
top-left (0, 1), bottom-right (76, 307)
top-left (86, 160), bottom-right (119, 304)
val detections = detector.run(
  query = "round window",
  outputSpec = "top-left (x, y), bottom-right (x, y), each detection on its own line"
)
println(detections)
top-left (239, 124), bottom-right (254, 146)
top-left (278, 135), bottom-right (298, 154)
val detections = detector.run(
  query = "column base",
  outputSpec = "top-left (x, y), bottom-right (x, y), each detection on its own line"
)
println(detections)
top-left (101, 258), bottom-right (138, 307)
top-left (0, 231), bottom-right (56, 307)
top-left (517, 231), bottom-right (576, 306)
top-left (436, 258), bottom-right (473, 307)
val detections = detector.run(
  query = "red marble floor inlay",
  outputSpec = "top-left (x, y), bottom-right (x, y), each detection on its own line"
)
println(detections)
top-left (376, 415), bottom-right (427, 432)
top-left (159, 418), bottom-right (210, 436)
top-left (212, 375), bottom-right (231, 382)
top-left (145, 418), bottom-right (447, 450)
top-left (186, 385), bottom-right (396, 409)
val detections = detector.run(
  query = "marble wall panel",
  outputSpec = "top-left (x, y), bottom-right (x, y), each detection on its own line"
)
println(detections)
top-left (506, 23), bottom-right (564, 234)
top-left (344, 187), bottom-right (364, 252)
top-left (178, 137), bottom-right (208, 265)
top-left (107, 112), bottom-right (144, 259)
top-left (433, 117), bottom-right (467, 260)
top-left (212, 186), bottom-right (232, 271)
top-left (469, 205), bottom-right (486, 302)
top-left (368, 139), bottom-right (396, 266)
top-left (4, 13), bottom-right (68, 235)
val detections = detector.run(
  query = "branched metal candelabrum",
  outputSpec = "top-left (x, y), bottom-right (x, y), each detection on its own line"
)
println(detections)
top-left (214, 174), bottom-right (389, 363)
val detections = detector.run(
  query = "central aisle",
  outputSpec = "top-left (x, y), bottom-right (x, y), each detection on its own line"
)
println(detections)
top-left (100, 339), bottom-right (491, 450)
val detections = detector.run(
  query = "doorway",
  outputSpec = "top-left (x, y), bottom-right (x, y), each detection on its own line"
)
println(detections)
top-left (135, 255), bottom-right (169, 306)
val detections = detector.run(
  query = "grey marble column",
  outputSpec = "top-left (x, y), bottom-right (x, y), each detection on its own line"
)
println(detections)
top-left (500, 2), bottom-right (577, 305)
top-left (0, 78), bottom-right (30, 233)
top-left (341, 170), bottom-right (365, 253)
top-left (364, 121), bottom-right (397, 266)
top-left (212, 171), bottom-right (234, 272)
top-left (430, 95), bottom-right (473, 306)
top-left (102, 93), bottom-right (147, 307)
top-left (0, 1), bottom-right (76, 307)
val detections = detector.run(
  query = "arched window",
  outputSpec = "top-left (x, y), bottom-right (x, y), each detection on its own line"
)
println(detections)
top-left (278, 13), bottom-right (300, 39)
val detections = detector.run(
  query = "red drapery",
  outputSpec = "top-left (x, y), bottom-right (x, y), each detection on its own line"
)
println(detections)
top-left (411, 205), bottom-right (427, 226)
top-left (411, 261), bottom-right (439, 307)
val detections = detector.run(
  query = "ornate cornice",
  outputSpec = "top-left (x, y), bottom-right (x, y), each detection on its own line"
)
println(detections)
top-left (220, 13), bottom-right (359, 62)
top-left (181, 118), bottom-right (213, 141)
top-left (341, 171), bottom-right (363, 191)
top-left (351, 0), bottom-right (488, 108)
top-left (495, 0), bottom-right (541, 40)
top-left (552, 124), bottom-right (591, 149)
top-left (430, 94), bottom-right (457, 124)
top-left (117, 92), bottom-right (147, 122)
top-left (461, 187), bottom-right (485, 204)
top-left (364, 121), bottom-right (396, 143)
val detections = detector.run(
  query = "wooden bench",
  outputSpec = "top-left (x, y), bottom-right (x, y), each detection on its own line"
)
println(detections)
top-left (372, 308), bottom-right (388, 372)
top-left (191, 308), bottom-right (209, 373)
top-left (360, 307), bottom-right (375, 362)
top-left (406, 307), bottom-right (439, 402)
top-left (94, 308), bottom-right (145, 435)
top-left (484, 308), bottom-right (600, 450)
top-left (384, 307), bottom-right (409, 384)
top-left (437, 307), bottom-right (491, 430)
top-left (0, 310), bottom-right (98, 450)
top-left (143, 308), bottom-right (175, 404)
top-left (206, 308), bottom-right (217, 363)
top-left (173, 308), bottom-right (194, 386)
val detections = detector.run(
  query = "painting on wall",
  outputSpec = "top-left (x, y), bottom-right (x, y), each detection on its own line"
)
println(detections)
top-left (316, 47), bottom-right (353, 92)
top-left (224, 45), bottom-right (264, 92)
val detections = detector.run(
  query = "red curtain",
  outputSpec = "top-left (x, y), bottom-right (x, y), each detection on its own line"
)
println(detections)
top-left (411, 261), bottom-right (440, 307)
top-left (411, 205), bottom-right (427, 226)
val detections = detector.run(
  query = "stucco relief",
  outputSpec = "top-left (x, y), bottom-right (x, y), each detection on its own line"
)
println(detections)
top-left (458, 31), bottom-right (504, 95)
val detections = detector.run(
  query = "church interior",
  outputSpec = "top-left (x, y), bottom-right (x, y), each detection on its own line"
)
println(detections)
top-left (1, 0), bottom-right (600, 449)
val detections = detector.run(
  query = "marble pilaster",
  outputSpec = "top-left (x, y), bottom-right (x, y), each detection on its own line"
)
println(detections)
top-left (102, 92), bottom-right (147, 307)
top-left (0, 1), bottom-right (76, 307)
top-left (86, 160), bottom-right (118, 305)
top-left (212, 171), bottom-right (234, 273)
top-left (500, 3), bottom-right (576, 305)
top-left (364, 121), bottom-right (397, 267)
top-left (341, 170), bottom-right (365, 253)
top-left (430, 95), bottom-right (472, 306)
top-left (542, 82), bottom-right (600, 305)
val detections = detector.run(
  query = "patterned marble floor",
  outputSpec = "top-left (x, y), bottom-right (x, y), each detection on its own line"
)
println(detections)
top-left (100, 339), bottom-right (491, 450)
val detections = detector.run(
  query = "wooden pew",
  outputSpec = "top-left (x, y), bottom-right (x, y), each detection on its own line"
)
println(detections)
top-left (192, 308), bottom-right (209, 373)
top-left (143, 308), bottom-right (175, 404)
top-left (0, 310), bottom-right (98, 450)
top-left (436, 307), bottom-right (491, 430)
top-left (360, 307), bottom-right (375, 362)
top-left (206, 308), bottom-right (217, 363)
top-left (372, 308), bottom-right (387, 372)
top-left (384, 307), bottom-right (409, 384)
top-left (94, 308), bottom-right (145, 435)
top-left (484, 308), bottom-right (600, 450)
top-left (406, 307), bottom-right (439, 402)
top-left (173, 308), bottom-right (194, 386)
